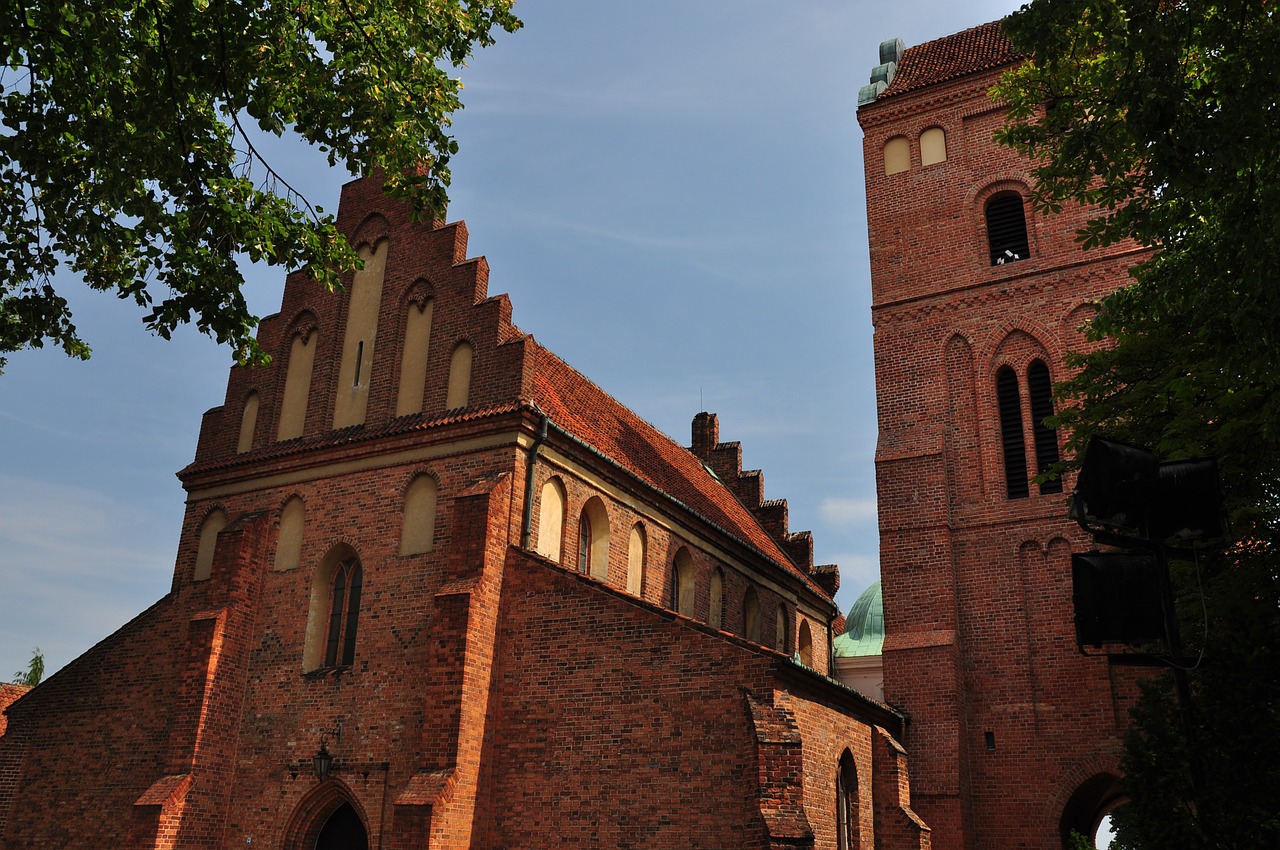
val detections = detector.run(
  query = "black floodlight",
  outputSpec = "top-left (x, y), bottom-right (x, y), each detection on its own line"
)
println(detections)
top-left (1153, 457), bottom-right (1227, 546)
top-left (1071, 437), bottom-right (1159, 536)
top-left (1072, 553), bottom-right (1165, 649)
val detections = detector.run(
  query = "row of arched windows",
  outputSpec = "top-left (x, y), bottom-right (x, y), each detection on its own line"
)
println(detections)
top-left (236, 244), bottom-right (476, 453)
top-left (883, 127), bottom-right (948, 175)
top-left (534, 475), bottom-right (814, 657)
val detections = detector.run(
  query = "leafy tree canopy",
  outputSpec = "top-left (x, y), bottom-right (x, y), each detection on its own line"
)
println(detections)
top-left (996, 3), bottom-right (1280, 848)
top-left (0, 0), bottom-right (520, 369)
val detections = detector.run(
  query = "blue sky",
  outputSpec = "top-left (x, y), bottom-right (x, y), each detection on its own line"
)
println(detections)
top-left (0, 0), bottom-right (1024, 680)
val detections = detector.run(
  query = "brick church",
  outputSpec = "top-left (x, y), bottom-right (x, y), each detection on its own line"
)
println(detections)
top-left (1, 20), bottom-right (1143, 850)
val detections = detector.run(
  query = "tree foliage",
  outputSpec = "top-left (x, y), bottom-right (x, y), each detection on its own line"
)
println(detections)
top-left (995, 2), bottom-right (1280, 847)
top-left (12, 648), bottom-right (43, 686)
top-left (0, 0), bottom-right (520, 369)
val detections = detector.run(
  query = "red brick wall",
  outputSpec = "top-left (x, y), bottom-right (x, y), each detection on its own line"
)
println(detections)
top-left (859, 58), bottom-right (1148, 850)
top-left (481, 550), bottom-right (890, 849)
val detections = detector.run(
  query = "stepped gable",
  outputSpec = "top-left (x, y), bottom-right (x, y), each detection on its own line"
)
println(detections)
top-left (185, 175), bottom-right (534, 471)
top-left (529, 345), bottom-right (830, 591)
top-left (880, 19), bottom-right (1019, 99)
top-left (690, 411), bottom-right (840, 594)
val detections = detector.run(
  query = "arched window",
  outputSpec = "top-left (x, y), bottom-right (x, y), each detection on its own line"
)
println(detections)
top-left (399, 475), bottom-right (438, 555)
top-left (323, 557), bottom-right (362, 668)
top-left (395, 293), bottom-right (434, 417)
top-left (237, 391), bottom-right (259, 453)
top-left (798, 620), bottom-right (813, 667)
top-left (278, 327), bottom-right (317, 441)
top-left (996, 366), bottom-right (1030, 499)
top-left (446, 341), bottom-right (473, 410)
top-left (743, 586), bottom-right (761, 643)
top-left (708, 567), bottom-right (725, 630)
top-left (333, 240), bottom-right (387, 429)
top-left (1027, 360), bottom-right (1063, 495)
top-left (986, 191), bottom-right (1030, 265)
top-left (577, 497), bottom-right (610, 580)
top-left (883, 135), bottom-right (910, 175)
top-left (274, 496), bottom-right (305, 571)
top-left (673, 548), bottom-right (695, 617)
top-left (920, 126), bottom-right (947, 166)
top-left (535, 478), bottom-right (566, 562)
top-left (193, 509), bottom-right (228, 582)
top-left (304, 545), bottom-right (363, 671)
top-left (626, 524), bottom-right (646, 596)
top-left (775, 605), bottom-right (789, 653)
top-left (837, 750), bottom-right (860, 850)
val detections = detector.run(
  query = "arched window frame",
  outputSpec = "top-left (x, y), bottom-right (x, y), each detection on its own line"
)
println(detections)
top-left (920, 126), bottom-right (947, 166)
top-left (985, 190), bottom-right (1031, 265)
top-left (883, 135), bottom-right (910, 175)
top-left (1026, 359), bottom-right (1063, 495)
top-left (193, 508), bottom-right (228, 582)
top-left (535, 477), bottom-right (567, 563)
top-left (395, 281), bottom-right (435, 418)
top-left (322, 557), bottom-right (362, 669)
top-left (274, 495), bottom-right (305, 572)
top-left (399, 473), bottom-right (439, 556)
top-left (576, 497), bottom-right (610, 580)
top-left (626, 523), bottom-right (646, 597)
top-left (798, 619), bottom-right (813, 667)
top-left (445, 340), bottom-right (474, 411)
top-left (837, 750), bottom-right (860, 850)
top-left (996, 365), bottom-right (1030, 499)
top-left (237, 390), bottom-right (260, 454)
top-left (708, 567), bottom-right (725, 630)
top-left (673, 548), bottom-right (695, 617)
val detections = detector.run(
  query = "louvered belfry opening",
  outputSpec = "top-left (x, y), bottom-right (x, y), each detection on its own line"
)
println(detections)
top-left (996, 366), bottom-right (1030, 498)
top-left (986, 191), bottom-right (1030, 265)
top-left (1026, 360), bottom-right (1063, 494)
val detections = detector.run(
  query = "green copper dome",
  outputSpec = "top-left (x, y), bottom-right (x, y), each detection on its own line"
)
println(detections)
top-left (833, 579), bottom-right (884, 657)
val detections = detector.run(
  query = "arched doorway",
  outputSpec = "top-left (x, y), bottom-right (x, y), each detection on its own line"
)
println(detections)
top-left (315, 802), bottom-right (368, 850)
top-left (1059, 772), bottom-right (1124, 849)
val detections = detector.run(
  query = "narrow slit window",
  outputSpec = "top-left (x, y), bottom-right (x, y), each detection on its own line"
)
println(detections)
top-left (353, 341), bottom-right (364, 387)
top-left (986, 192), bottom-right (1030, 265)
top-left (577, 513), bottom-right (592, 574)
top-left (997, 366), bottom-right (1030, 499)
top-left (1027, 360), bottom-right (1063, 495)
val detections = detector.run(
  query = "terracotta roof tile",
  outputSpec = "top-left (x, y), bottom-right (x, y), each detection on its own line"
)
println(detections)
top-left (0, 682), bottom-right (32, 735)
top-left (529, 343), bottom-right (819, 587)
top-left (881, 19), bottom-right (1020, 99)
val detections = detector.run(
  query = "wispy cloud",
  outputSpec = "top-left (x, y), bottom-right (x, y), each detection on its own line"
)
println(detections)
top-left (821, 497), bottom-right (879, 526)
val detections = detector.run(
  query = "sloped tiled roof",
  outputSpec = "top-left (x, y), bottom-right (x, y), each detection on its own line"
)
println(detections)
top-left (881, 19), bottom-right (1020, 99)
top-left (528, 344), bottom-right (812, 584)
top-left (0, 682), bottom-right (32, 735)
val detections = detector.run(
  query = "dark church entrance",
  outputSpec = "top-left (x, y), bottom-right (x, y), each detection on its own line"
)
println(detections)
top-left (315, 802), bottom-right (368, 850)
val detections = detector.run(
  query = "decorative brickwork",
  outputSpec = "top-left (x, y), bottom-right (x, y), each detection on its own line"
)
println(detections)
top-left (0, 174), bottom-right (912, 849)
top-left (859, 21), bottom-right (1148, 850)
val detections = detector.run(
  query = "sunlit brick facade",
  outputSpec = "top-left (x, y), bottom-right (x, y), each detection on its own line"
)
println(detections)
top-left (0, 176), bottom-right (926, 850)
top-left (858, 21), bottom-right (1149, 850)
